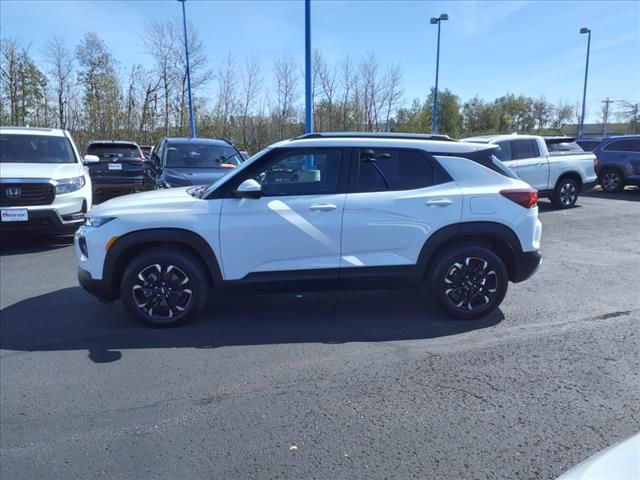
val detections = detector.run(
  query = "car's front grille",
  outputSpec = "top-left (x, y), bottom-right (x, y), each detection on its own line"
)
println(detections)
top-left (0, 183), bottom-right (55, 207)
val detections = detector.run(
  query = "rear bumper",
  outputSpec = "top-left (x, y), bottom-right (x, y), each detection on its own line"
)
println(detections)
top-left (78, 268), bottom-right (117, 301)
top-left (0, 209), bottom-right (84, 234)
top-left (511, 250), bottom-right (542, 283)
top-left (91, 175), bottom-right (145, 191)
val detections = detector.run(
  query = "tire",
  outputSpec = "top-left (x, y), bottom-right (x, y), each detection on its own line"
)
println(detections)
top-left (431, 244), bottom-right (508, 320)
top-left (120, 248), bottom-right (208, 327)
top-left (551, 177), bottom-right (580, 209)
top-left (600, 168), bottom-right (625, 193)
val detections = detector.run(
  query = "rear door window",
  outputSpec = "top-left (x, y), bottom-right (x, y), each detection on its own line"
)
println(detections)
top-left (356, 148), bottom-right (435, 193)
top-left (495, 141), bottom-right (513, 161)
top-left (512, 139), bottom-right (539, 159)
top-left (603, 139), bottom-right (640, 152)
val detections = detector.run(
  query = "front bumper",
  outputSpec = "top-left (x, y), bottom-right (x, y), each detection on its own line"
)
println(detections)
top-left (0, 209), bottom-right (84, 234)
top-left (511, 250), bottom-right (542, 283)
top-left (78, 268), bottom-right (118, 301)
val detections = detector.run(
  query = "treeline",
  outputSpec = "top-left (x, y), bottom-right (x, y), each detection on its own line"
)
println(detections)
top-left (1, 25), bottom-right (638, 153)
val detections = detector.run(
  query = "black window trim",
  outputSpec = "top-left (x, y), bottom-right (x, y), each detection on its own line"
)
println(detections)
top-left (208, 146), bottom-right (350, 199)
top-left (602, 139), bottom-right (640, 153)
top-left (348, 147), bottom-right (452, 194)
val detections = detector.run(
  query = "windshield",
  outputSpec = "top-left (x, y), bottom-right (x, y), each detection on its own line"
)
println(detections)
top-left (201, 146), bottom-right (272, 197)
top-left (165, 143), bottom-right (242, 168)
top-left (0, 134), bottom-right (77, 164)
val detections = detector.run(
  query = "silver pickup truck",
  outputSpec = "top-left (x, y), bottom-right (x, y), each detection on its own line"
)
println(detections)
top-left (462, 134), bottom-right (597, 208)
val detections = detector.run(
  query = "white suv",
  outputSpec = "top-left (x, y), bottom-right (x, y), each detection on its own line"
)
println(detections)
top-left (75, 133), bottom-right (542, 326)
top-left (0, 127), bottom-right (97, 235)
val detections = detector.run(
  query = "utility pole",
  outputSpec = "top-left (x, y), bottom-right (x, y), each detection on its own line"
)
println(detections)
top-left (430, 13), bottom-right (448, 134)
top-left (578, 27), bottom-right (591, 140)
top-left (178, 0), bottom-right (196, 138)
top-left (304, 0), bottom-right (313, 134)
top-left (602, 97), bottom-right (614, 136)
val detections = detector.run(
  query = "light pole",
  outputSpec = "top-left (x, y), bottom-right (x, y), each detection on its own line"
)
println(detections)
top-left (179, 0), bottom-right (196, 138)
top-left (430, 13), bottom-right (448, 134)
top-left (578, 27), bottom-right (591, 140)
top-left (304, 0), bottom-right (313, 134)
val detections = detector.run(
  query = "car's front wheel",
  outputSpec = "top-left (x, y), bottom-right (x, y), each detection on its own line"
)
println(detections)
top-left (120, 248), bottom-right (208, 327)
top-left (431, 245), bottom-right (508, 320)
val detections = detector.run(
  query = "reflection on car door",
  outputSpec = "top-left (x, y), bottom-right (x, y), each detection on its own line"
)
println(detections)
top-left (340, 148), bottom-right (462, 271)
top-left (219, 148), bottom-right (347, 281)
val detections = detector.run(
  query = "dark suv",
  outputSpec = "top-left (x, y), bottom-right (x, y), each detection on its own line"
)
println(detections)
top-left (85, 141), bottom-right (147, 194)
top-left (593, 136), bottom-right (640, 192)
top-left (147, 137), bottom-right (244, 188)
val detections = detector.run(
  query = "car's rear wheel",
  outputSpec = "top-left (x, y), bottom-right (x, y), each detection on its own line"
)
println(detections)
top-left (600, 168), bottom-right (625, 193)
top-left (120, 248), bottom-right (208, 327)
top-left (551, 177), bottom-right (579, 209)
top-left (431, 245), bottom-right (508, 320)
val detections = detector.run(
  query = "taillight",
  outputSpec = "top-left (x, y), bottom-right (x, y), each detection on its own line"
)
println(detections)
top-left (593, 156), bottom-right (599, 175)
top-left (500, 189), bottom-right (538, 208)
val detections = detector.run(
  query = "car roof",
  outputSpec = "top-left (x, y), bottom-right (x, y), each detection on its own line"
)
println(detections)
top-left (165, 137), bottom-right (233, 146)
top-left (0, 126), bottom-right (67, 137)
top-left (461, 134), bottom-right (540, 143)
top-left (271, 134), bottom-right (498, 154)
top-left (601, 135), bottom-right (640, 141)
top-left (88, 140), bottom-right (140, 146)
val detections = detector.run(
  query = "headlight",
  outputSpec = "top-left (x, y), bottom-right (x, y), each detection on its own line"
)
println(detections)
top-left (84, 217), bottom-right (116, 228)
top-left (56, 176), bottom-right (86, 194)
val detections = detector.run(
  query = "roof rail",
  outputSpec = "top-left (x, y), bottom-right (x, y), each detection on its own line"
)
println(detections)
top-left (291, 132), bottom-right (457, 142)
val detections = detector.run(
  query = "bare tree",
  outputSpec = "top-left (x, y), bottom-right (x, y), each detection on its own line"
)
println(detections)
top-left (144, 21), bottom-right (178, 135)
top-left (273, 53), bottom-right (299, 139)
top-left (317, 52), bottom-right (337, 130)
top-left (43, 35), bottom-right (73, 129)
top-left (239, 55), bottom-right (262, 148)
top-left (382, 64), bottom-right (402, 131)
top-left (0, 38), bottom-right (20, 124)
top-left (338, 56), bottom-right (354, 130)
top-left (214, 52), bottom-right (238, 138)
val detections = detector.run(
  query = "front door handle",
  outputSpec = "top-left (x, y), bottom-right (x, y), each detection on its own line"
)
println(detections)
top-left (425, 198), bottom-right (453, 207)
top-left (310, 203), bottom-right (337, 211)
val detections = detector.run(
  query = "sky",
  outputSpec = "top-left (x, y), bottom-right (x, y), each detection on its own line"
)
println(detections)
top-left (1, 0), bottom-right (639, 123)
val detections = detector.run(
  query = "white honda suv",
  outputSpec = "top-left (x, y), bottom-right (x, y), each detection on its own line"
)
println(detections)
top-left (75, 133), bottom-right (542, 326)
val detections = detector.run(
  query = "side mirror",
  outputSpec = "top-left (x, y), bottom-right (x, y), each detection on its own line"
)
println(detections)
top-left (83, 154), bottom-right (100, 164)
top-left (234, 179), bottom-right (262, 199)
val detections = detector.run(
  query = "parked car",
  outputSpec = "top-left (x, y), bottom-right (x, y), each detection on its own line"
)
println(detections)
top-left (140, 145), bottom-right (153, 160)
top-left (592, 135), bottom-right (640, 192)
top-left (462, 134), bottom-right (597, 208)
top-left (84, 140), bottom-right (148, 194)
top-left (75, 132), bottom-right (542, 327)
top-left (556, 432), bottom-right (640, 479)
top-left (0, 126), bottom-right (95, 235)
top-left (147, 137), bottom-right (244, 189)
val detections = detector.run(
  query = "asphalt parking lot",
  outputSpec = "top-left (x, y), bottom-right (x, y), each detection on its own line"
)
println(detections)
top-left (1, 189), bottom-right (639, 480)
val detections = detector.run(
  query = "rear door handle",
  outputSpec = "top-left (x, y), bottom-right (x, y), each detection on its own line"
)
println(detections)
top-left (310, 203), bottom-right (337, 211)
top-left (425, 199), bottom-right (453, 207)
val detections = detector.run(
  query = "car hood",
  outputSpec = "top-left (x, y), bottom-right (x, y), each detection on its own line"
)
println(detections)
top-left (0, 162), bottom-right (83, 180)
top-left (556, 432), bottom-right (640, 479)
top-left (164, 168), bottom-right (232, 185)
top-left (88, 187), bottom-right (200, 218)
